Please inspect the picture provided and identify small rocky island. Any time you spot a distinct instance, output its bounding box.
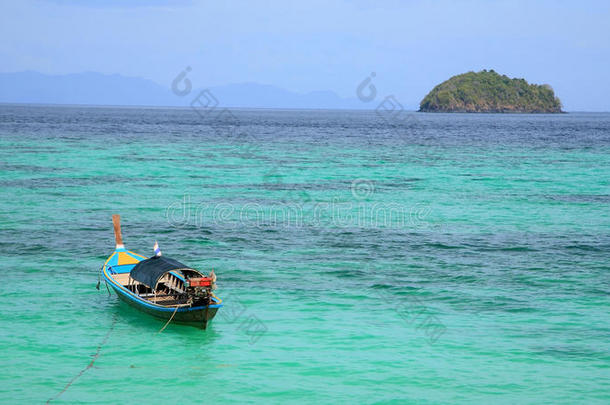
[419,70,562,113]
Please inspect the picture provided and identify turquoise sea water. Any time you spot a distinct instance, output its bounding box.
[0,105,609,404]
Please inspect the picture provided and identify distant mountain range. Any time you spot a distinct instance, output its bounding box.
[0,71,366,109]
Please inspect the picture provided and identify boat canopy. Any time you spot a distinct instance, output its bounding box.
[130,256,195,288]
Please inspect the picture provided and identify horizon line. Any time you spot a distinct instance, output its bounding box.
[2,102,607,113]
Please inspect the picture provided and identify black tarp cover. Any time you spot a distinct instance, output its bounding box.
[130,256,192,288]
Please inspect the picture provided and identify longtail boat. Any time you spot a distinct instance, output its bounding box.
[101,214,222,329]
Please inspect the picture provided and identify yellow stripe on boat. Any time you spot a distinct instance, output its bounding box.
[127,250,147,259]
[118,251,141,265]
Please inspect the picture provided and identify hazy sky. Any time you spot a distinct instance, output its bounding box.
[1,0,609,110]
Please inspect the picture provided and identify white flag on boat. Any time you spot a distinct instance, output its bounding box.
[153,241,162,257]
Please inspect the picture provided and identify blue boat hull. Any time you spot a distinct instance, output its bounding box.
[108,281,220,329]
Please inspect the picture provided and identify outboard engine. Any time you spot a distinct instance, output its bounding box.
[184,276,213,305]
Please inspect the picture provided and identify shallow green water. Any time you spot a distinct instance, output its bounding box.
[0,105,609,403]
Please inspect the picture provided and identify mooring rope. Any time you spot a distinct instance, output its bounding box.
[47,313,118,403]
[95,266,101,290]
[157,305,180,334]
